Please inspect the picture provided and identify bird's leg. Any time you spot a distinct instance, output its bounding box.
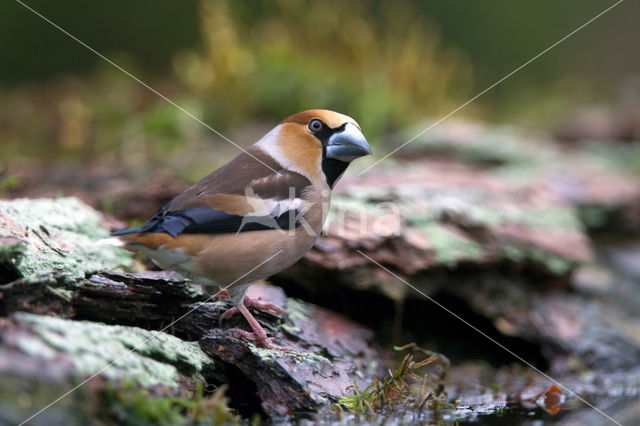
[219,295,284,323]
[218,295,288,350]
[232,303,278,348]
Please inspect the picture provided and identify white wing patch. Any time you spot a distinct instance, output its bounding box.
[241,186,304,217]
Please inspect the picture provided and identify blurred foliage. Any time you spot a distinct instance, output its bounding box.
[175,0,472,138]
[1,0,638,177]
[0,68,226,180]
[0,0,201,83]
[1,0,472,176]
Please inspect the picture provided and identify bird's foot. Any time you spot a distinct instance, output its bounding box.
[219,306,240,324]
[219,296,284,324]
[224,303,290,351]
[231,329,290,351]
[245,296,285,315]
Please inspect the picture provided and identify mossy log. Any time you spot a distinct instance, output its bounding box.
[0,198,384,421]
[1,271,382,419]
[0,197,133,281]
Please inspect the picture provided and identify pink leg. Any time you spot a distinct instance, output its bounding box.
[233,304,291,350]
[234,304,274,346]
[219,296,284,323]
[218,297,288,350]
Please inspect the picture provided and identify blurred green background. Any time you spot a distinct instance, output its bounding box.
[1,0,638,181]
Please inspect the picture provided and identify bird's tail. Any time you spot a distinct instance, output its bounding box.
[111,226,145,236]
[96,226,146,247]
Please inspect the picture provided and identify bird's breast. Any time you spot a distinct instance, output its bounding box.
[190,224,318,285]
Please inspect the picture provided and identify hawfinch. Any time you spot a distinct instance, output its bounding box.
[113,110,371,348]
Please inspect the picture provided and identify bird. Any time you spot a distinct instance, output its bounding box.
[112,109,371,349]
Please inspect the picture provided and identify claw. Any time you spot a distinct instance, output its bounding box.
[219,295,283,325]
[223,302,289,350]
[230,329,290,351]
[244,296,284,315]
[219,306,239,325]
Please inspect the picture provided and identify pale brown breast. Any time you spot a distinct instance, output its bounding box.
[180,181,330,286]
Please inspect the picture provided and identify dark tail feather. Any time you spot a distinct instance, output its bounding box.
[111,226,144,236]
[112,207,168,237]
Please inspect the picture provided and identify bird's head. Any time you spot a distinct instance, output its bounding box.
[257,109,371,188]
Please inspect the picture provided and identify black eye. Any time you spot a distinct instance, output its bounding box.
[308,119,323,132]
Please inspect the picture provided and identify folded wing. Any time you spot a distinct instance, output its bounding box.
[112,149,312,238]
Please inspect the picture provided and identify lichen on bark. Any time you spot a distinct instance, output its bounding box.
[0,197,133,279]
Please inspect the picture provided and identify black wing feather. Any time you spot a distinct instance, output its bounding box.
[111,149,311,238]
[111,205,301,237]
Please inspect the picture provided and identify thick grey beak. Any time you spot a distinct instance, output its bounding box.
[325,123,371,162]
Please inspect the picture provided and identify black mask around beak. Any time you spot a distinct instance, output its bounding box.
[325,123,371,162]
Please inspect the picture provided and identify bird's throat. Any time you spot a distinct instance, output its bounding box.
[321,156,349,188]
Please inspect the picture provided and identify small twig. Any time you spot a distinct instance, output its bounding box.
[417,392,433,411]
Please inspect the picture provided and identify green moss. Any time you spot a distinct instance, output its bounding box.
[250,298,343,371]
[400,194,505,229]
[0,374,239,425]
[15,313,215,388]
[490,382,502,395]
[500,244,574,275]
[501,244,525,262]
[0,197,133,278]
[579,204,616,229]
[582,141,640,175]
[509,207,582,230]
[526,247,574,275]
[247,340,328,368]
[280,298,310,335]
[337,344,451,415]
[105,383,240,425]
[421,225,483,266]
[544,256,574,275]
[408,124,556,167]
[327,195,398,227]
[0,373,101,425]
[0,236,25,271]
[0,174,21,194]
